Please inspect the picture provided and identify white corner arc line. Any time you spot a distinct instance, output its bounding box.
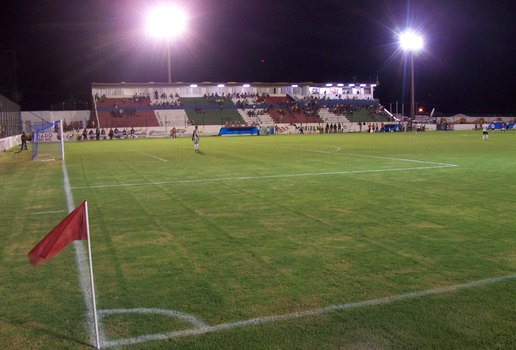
[100,274,516,348]
[98,308,207,328]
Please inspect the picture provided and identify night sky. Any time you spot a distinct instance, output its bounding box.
[1,0,514,114]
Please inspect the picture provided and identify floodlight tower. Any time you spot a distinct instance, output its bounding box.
[399,30,423,120]
[145,6,188,83]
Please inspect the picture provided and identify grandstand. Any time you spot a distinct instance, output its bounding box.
[91,82,389,130]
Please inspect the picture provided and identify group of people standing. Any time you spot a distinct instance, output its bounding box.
[79,127,136,140]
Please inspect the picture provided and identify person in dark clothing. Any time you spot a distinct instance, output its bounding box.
[20,132,28,150]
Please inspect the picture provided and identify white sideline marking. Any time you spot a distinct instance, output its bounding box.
[100,274,516,348]
[61,161,100,346]
[31,209,66,215]
[71,165,457,190]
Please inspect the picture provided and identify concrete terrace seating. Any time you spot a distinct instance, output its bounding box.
[314,98,389,123]
[95,97,160,128]
[155,109,188,127]
[264,96,323,124]
[181,97,245,125]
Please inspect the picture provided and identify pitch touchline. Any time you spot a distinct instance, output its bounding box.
[71,164,457,190]
[99,273,516,348]
[61,161,100,346]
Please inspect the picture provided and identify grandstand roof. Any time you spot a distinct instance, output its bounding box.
[92,82,378,88]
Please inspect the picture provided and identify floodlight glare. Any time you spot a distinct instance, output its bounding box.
[399,30,423,51]
[145,6,187,39]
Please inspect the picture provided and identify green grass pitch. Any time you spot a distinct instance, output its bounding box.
[0,131,515,349]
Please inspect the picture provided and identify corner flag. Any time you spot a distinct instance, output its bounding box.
[28,200,87,265]
[27,200,101,349]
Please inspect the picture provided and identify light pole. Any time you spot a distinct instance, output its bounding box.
[399,30,423,121]
[145,6,187,83]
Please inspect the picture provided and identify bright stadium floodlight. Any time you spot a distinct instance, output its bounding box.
[399,30,424,52]
[145,6,187,40]
[145,5,188,83]
[399,29,424,121]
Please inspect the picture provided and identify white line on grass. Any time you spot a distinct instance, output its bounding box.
[314,148,458,167]
[71,165,457,190]
[61,161,101,346]
[134,150,167,162]
[98,308,207,328]
[70,153,457,190]
[31,209,66,215]
[100,273,516,348]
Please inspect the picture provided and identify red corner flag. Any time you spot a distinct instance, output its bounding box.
[28,201,87,265]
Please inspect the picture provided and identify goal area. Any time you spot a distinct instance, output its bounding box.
[31,120,65,161]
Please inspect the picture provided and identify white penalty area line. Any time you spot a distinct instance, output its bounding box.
[100,273,516,348]
[71,165,457,190]
[70,152,457,190]
[314,148,458,167]
[132,149,167,162]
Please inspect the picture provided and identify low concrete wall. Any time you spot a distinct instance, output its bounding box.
[0,135,20,152]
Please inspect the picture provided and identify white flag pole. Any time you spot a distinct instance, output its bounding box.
[84,200,101,349]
